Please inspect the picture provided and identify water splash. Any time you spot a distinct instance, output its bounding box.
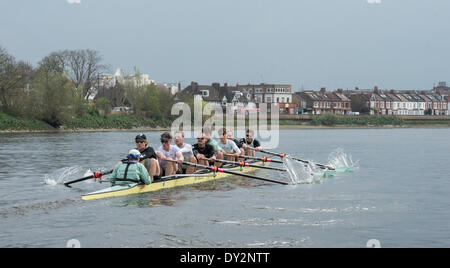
[327,148,358,172]
[283,157,319,184]
[43,166,87,186]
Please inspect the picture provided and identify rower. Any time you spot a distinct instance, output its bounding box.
[156,132,184,176]
[216,128,241,166]
[174,131,197,174]
[135,133,160,181]
[240,129,262,156]
[227,129,245,158]
[202,127,220,154]
[109,149,152,186]
[192,133,216,166]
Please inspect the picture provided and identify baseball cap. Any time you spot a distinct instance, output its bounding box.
[127,149,142,159]
[135,133,147,142]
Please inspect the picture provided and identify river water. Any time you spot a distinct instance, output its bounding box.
[0,129,449,248]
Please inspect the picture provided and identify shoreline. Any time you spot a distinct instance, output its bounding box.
[1,124,449,134]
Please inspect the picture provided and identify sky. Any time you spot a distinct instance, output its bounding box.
[0,0,449,91]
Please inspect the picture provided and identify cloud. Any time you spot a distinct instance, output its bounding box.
[367,0,381,4]
[67,0,81,4]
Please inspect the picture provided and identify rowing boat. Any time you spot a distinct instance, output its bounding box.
[81,161,268,201]
[314,166,355,177]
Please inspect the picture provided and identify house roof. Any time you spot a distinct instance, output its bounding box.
[179,82,249,103]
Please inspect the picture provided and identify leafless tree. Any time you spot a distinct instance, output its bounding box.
[40,49,108,99]
[0,47,34,114]
[66,49,107,98]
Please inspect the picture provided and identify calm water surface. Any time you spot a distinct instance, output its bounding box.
[0,129,449,248]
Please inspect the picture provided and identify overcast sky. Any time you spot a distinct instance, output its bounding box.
[1,0,449,91]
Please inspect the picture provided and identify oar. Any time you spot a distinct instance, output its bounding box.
[224,153,284,164]
[64,170,113,188]
[259,149,335,170]
[167,160,289,185]
[215,159,287,172]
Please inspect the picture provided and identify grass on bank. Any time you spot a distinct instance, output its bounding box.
[310,113,405,126]
[64,114,172,130]
[0,112,54,131]
[0,112,172,131]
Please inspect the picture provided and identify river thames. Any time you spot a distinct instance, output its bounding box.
[0,128,449,247]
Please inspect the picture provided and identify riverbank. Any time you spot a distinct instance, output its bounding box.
[2,123,449,133]
[0,113,171,133]
[1,112,449,133]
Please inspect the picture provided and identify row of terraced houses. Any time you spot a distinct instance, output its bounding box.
[177,82,450,116]
[295,87,449,116]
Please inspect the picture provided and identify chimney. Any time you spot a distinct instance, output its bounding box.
[320,87,326,93]
[191,81,198,91]
[212,82,220,90]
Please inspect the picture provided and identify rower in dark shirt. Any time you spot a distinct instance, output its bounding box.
[240,129,262,156]
[192,133,216,166]
[135,133,160,181]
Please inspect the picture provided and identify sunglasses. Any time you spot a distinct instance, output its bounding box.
[161,139,170,143]
[135,140,146,144]
[197,138,205,140]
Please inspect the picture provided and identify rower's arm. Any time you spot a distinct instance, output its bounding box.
[138,164,151,185]
[177,152,184,162]
[109,168,118,184]
[156,151,165,160]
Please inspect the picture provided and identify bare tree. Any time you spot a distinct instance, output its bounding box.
[0,47,34,114]
[41,49,108,98]
[65,49,107,98]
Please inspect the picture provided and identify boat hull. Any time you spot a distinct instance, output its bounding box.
[82,162,267,201]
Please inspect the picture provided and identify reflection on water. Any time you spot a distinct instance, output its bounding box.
[115,177,262,208]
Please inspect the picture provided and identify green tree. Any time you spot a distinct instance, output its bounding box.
[96,97,111,116]
[30,66,74,128]
[350,94,369,114]
[123,68,168,119]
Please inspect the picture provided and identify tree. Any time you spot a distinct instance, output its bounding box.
[42,49,108,98]
[351,94,369,114]
[0,47,34,115]
[30,59,75,128]
[123,68,166,119]
[96,97,111,116]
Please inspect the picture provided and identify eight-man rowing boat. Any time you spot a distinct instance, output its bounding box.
[81,161,268,201]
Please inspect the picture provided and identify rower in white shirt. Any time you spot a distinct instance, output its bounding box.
[174,131,197,174]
